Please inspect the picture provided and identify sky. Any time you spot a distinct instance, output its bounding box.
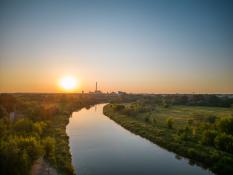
[0,0,233,93]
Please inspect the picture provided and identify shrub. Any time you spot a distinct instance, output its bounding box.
[42,137,56,165]
[166,117,173,129]
[33,121,47,136]
[214,133,233,153]
[217,116,233,135]
[14,119,34,135]
[188,119,193,126]
[113,104,125,112]
[213,156,233,175]
[201,130,217,146]
[206,115,216,124]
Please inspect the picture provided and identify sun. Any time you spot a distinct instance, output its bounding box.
[59,76,78,91]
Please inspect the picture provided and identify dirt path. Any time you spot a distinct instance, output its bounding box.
[31,158,58,175]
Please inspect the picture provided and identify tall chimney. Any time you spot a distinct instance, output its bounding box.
[95,81,97,92]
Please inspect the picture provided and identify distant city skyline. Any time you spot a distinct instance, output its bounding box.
[0,0,233,93]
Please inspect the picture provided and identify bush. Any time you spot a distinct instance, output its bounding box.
[201,130,217,146]
[113,104,125,111]
[166,117,173,129]
[214,133,233,153]
[217,116,233,135]
[14,119,34,135]
[188,119,193,126]
[206,115,216,124]
[213,156,233,175]
[42,137,56,165]
[176,126,192,141]
[33,121,47,136]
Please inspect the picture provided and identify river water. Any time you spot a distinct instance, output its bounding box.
[66,104,213,175]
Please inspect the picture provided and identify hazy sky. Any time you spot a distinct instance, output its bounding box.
[0,0,233,93]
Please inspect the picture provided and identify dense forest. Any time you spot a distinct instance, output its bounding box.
[0,93,113,175]
[104,94,233,175]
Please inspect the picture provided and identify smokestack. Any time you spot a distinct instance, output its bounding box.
[95,81,97,92]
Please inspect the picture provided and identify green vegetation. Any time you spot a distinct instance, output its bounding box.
[0,93,111,175]
[1,93,232,174]
[103,95,233,175]
[166,117,173,129]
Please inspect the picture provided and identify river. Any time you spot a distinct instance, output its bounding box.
[66,104,213,175]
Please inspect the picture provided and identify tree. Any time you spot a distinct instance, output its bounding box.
[217,116,233,135]
[0,136,41,175]
[14,119,34,135]
[201,130,217,146]
[214,133,233,153]
[16,136,42,161]
[33,121,47,136]
[0,105,8,119]
[42,137,56,165]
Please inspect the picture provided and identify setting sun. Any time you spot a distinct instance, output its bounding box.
[59,76,78,91]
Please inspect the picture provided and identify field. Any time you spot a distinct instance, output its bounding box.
[134,105,233,129]
[104,102,233,175]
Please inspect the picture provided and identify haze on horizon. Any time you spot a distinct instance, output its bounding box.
[0,0,233,94]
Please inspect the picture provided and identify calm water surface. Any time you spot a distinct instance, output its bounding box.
[66,104,213,175]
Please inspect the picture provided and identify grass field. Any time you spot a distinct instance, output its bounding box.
[136,105,233,128]
[103,103,233,175]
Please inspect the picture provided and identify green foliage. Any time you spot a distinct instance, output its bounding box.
[0,93,107,175]
[113,104,125,111]
[0,105,8,119]
[188,119,193,126]
[214,133,233,153]
[104,102,233,175]
[0,93,232,175]
[0,136,42,175]
[217,116,233,135]
[213,156,233,175]
[14,119,34,135]
[42,137,56,165]
[201,130,217,146]
[206,115,216,124]
[33,121,47,136]
[166,117,173,129]
[0,119,9,138]
[176,126,193,142]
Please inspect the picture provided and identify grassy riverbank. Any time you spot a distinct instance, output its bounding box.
[103,103,233,175]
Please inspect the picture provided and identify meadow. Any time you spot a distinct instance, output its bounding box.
[104,95,233,175]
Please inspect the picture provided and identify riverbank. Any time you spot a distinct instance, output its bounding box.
[103,103,233,175]
[47,113,75,175]
[0,93,113,175]
[67,103,212,175]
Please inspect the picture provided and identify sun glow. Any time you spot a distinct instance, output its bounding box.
[59,76,79,91]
